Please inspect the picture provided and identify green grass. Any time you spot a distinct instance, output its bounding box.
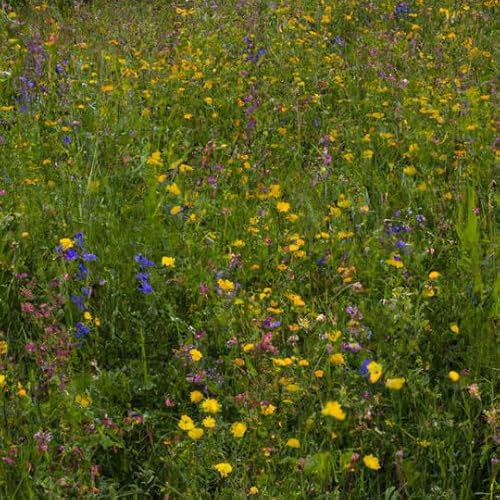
[0,0,497,498]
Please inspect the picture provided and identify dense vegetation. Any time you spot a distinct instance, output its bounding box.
[0,1,497,498]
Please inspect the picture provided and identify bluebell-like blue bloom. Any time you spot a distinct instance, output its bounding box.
[74,232,84,247]
[360,358,372,376]
[134,254,156,268]
[64,248,79,260]
[394,2,410,17]
[138,281,154,294]
[63,136,71,145]
[71,294,86,311]
[75,321,90,339]
[82,252,97,261]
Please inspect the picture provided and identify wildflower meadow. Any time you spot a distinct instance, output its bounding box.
[0,1,497,498]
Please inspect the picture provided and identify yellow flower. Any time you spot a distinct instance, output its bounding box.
[448,371,460,382]
[385,377,406,390]
[201,398,221,413]
[59,238,74,251]
[190,390,204,403]
[189,349,203,362]
[0,374,5,387]
[0,341,8,355]
[249,486,259,495]
[202,416,216,429]
[367,361,383,383]
[428,271,441,281]
[287,294,305,307]
[449,323,460,334]
[100,84,114,92]
[170,205,182,215]
[403,165,417,176]
[187,427,204,440]
[166,183,181,196]
[386,255,404,268]
[147,151,163,167]
[178,415,195,431]
[276,201,290,213]
[260,403,277,416]
[363,454,381,470]
[362,149,374,160]
[75,394,92,408]
[161,256,176,268]
[314,370,324,378]
[217,279,235,293]
[230,422,247,438]
[321,401,346,420]
[213,462,232,477]
[329,353,345,365]
[286,438,300,448]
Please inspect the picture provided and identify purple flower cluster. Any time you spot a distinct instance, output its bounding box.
[134,254,155,294]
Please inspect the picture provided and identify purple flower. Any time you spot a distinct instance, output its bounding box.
[360,358,371,376]
[64,248,79,260]
[134,254,156,268]
[75,322,90,338]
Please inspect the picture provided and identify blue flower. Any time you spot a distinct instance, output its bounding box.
[71,295,86,311]
[75,322,90,339]
[138,281,154,294]
[134,254,156,268]
[74,232,84,247]
[82,252,97,261]
[360,358,372,376]
[64,248,79,260]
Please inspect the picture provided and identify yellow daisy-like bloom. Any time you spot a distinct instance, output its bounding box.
[403,165,417,176]
[217,278,235,293]
[230,422,247,438]
[249,486,259,495]
[385,377,406,390]
[0,341,8,355]
[190,390,204,403]
[386,255,404,268]
[0,374,6,387]
[59,238,74,251]
[189,349,203,363]
[187,427,204,440]
[314,370,324,378]
[260,403,277,416]
[367,361,383,383]
[329,353,345,365]
[363,454,381,470]
[286,438,300,448]
[276,201,290,213]
[166,183,181,196]
[287,293,305,307]
[202,416,216,429]
[161,256,176,267]
[201,398,221,414]
[428,271,441,281]
[449,323,460,334]
[178,415,195,431]
[448,371,460,382]
[75,394,92,408]
[213,462,232,477]
[321,401,346,421]
[147,151,163,167]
